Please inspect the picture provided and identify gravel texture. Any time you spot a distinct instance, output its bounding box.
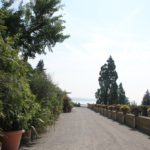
[21,107,150,150]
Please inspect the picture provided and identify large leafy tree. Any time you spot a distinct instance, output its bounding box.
[142,90,150,105]
[96,56,118,104]
[1,0,69,61]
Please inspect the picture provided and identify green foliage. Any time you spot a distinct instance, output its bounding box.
[139,105,149,116]
[142,90,150,105]
[120,105,130,114]
[130,105,141,116]
[118,83,128,104]
[1,0,69,61]
[0,0,69,134]
[96,56,129,105]
[28,60,64,129]
[108,105,114,111]
[36,60,45,72]
[96,56,118,104]
[0,35,40,131]
[63,96,73,113]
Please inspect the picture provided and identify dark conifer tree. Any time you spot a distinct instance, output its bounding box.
[36,60,45,72]
[118,83,128,104]
[142,90,150,105]
[107,56,118,104]
[95,56,118,104]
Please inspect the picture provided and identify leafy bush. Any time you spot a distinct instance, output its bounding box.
[28,62,64,128]
[108,105,114,111]
[63,96,73,113]
[114,104,121,111]
[0,36,40,131]
[139,105,149,116]
[120,105,130,114]
[130,105,141,116]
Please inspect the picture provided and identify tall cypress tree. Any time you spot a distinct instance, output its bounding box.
[95,56,118,104]
[107,56,118,104]
[98,63,109,104]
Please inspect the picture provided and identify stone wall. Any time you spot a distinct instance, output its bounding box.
[136,116,150,134]
[88,104,150,135]
[116,112,124,124]
[111,111,117,120]
[125,114,135,128]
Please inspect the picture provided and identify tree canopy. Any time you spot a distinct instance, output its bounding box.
[96,56,128,105]
[96,56,118,104]
[1,0,69,61]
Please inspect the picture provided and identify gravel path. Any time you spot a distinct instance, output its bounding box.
[22,107,150,150]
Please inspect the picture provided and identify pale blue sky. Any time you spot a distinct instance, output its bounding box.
[24,0,150,104]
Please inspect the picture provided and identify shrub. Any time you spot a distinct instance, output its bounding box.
[139,105,149,116]
[130,105,141,116]
[101,104,107,109]
[108,105,114,111]
[114,104,121,111]
[120,105,130,114]
[63,96,73,113]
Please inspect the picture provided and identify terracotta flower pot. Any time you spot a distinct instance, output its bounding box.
[0,130,24,150]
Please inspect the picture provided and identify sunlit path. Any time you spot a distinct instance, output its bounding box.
[22,107,150,150]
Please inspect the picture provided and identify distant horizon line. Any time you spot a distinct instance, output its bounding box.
[71,97,96,101]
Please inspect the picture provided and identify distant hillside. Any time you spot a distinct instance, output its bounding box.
[71,97,96,104]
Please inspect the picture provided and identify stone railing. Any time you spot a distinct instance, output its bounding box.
[87,104,150,135]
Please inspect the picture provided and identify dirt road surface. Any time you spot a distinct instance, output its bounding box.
[22,107,150,150]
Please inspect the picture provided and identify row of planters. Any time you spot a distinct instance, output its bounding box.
[0,36,73,150]
[88,104,150,134]
[88,104,150,116]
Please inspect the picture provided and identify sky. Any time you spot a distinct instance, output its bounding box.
[19,0,150,104]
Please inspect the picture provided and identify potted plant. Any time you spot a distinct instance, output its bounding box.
[120,105,130,115]
[130,106,141,116]
[114,104,121,111]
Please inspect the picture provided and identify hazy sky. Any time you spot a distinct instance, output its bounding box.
[28,0,150,104]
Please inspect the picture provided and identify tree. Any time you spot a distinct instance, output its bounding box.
[142,90,150,105]
[36,60,45,72]
[97,63,109,104]
[1,0,69,61]
[118,83,128,104]
[95,89,101,104]
[107,56,118,104]
[95,56,118,104]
